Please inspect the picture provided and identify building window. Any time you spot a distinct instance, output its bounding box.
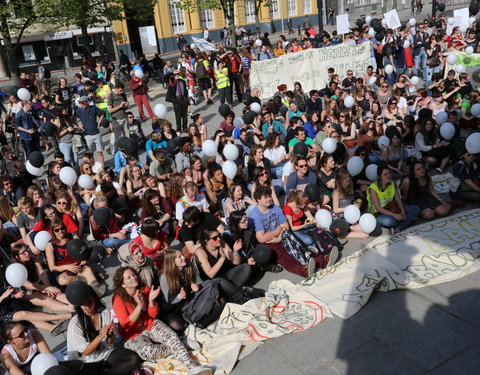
[287,0,297,16]
[169,1,186,33]
[201,9,214,28]
[302,0,311,14]
[245,0,255,23]
[270,0,279,19]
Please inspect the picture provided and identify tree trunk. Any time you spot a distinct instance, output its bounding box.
[5,40,19,84]
[228,5,237,48]
[255,2,260,28]
[81,25,91,54]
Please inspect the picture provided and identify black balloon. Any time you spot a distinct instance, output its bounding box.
[253,245,271,265]
[469,1,479,15]
[28,151,44,168]
[472,69,480,83]
[44,121,56,137]
[66,239,90,261]
[117,136,128,150]
[218,103,230,117]
[93,207,111,227]
[141,77,149,84]
[124,138,139,155]
[370,223,383,237]
[437,3,445,12]
[88,72,98,81]
[101,118,110,128]
[418,108,433,121]
[373,23,384,33]
[45,365,71,375]
[236,144,244,159]
[305,184,320,202]
[65,280,90,306]
[81,69,90,78]
[167,137,182,154]
[375,32,384,41]
[293,142,308,157]
[243,111,256,125]
[330,219,350,238]
[90,245,107,263]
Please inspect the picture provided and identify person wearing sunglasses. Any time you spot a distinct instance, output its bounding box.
[286,157,318,194]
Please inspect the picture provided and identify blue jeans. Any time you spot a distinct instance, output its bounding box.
[59,142,76,166]
[427,65,441,81]
[376,205,420,231]
[271,164,285,179]
[102,238,130,249]
[414,51,428,81]
[294,224,316,246]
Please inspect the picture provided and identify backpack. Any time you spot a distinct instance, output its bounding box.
[308,227,345,255]
[196,60,208,80]
[181,278,221,328]
[281,230,312,266]
[44,67,51,79]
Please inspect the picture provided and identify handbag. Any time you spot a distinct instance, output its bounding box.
[375,199,401,217]
[181,279,221,328]
[427,56,440,68]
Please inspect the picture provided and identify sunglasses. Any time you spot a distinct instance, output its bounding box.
[297,164,308,168]
[382,85,388,88]
[57,201,68,205]
[209,235,220,241]
[53,226,66,233]
[11,328,28,340]
[259,172,269,177]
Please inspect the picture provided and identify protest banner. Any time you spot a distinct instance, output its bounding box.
[446,7,469,35]
[192,37,217,51]
[444,51,480,88]
[250,42,371,99]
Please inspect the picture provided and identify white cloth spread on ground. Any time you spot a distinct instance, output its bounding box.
[155,209,480,374]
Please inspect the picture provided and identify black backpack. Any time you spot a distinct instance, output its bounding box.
[195,60,208,79]
[44,67,51,79]
[308,228,345,255]
[181,279,221,327]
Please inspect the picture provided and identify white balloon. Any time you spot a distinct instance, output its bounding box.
[347,156,364,177]
[134,69,144,79]
[365,16,372,23]
[403,40,410,49]
[378,135,390,148]
[78,174,94,189]
[154,103,167,119]
[250,102,261,113]
[436,111,449,125]
[26,160,43,177]
[315,209,332,229]
[6,263,28,288]
[460,25,468,33]
[365,164,378,181]
[322,137,337,154]
[59,166,77,186]
[384,65,394,75]
[34,231,52,251]
[447,17,455,25]
[222,160,237,180]
[410,76,419,85]
[471,103,480,116]
[369,76,377,86]
[409,18,417,26]
[92,161,102,174]
[447,53,458,65]
[75,97,82,108]
[233,118,244,128]
[359,213,377,234]
[344,205,361,224]
[466,133,480,154]
[466,46,474,55]
[381,18,387,26]
[31,353,58,375]
[17,88,31,101]
[255,39,262,47]
[439,122,455,141]
[190,43,196,49]
[455,64,465,74]
[344,95,355,108]
[368,28,375,38]
[202,140,217,157]
[469,17,476,26]
[223,144,239,161]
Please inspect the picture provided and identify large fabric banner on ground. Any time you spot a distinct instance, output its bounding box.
[445,52,480,87]
[250,42,371,99]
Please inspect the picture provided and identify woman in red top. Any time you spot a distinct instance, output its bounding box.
[282,190,317,249]
[134,219,168,270]
[112,266,212,375]
[32,204,78,236]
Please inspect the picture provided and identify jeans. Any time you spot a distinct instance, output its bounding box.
[368,151,381,163]
[111,118,126,153]
[102,237,130,249]
[59,142,76,166]
[427,65,441,81]
[271,165,285,179]
[414,50,428,81]
[376,205,420,231]
[294,226,315,246]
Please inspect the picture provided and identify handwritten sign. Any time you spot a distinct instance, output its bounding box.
[384,9,402,29]
[336,14,350,35]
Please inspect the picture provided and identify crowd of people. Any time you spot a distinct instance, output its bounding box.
[0,8,479,375]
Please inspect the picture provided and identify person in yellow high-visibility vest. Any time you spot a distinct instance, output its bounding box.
[215,61,232,107]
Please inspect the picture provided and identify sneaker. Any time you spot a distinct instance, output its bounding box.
[305,257,316,277]
[326,247,339,268]
[262,264,283,273]
[207,98,213,104]
[187,365,213,375]
[308,246,319,254]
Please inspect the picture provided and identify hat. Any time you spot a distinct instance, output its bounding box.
[277,84,287,91]
[79,96,89,103]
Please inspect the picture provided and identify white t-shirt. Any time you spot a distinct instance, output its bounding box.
[264,146,286,165]
[67,308,114,363]
[282,162,294,181]
[175,194,209,221]
[96,181,121,192]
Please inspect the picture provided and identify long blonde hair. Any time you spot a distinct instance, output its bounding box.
[55,191,78,216]
[162,249,194,295]
[0,196,13,222]
[335,169,354,199]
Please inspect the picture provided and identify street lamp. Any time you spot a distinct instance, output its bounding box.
[317,0,324,32]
